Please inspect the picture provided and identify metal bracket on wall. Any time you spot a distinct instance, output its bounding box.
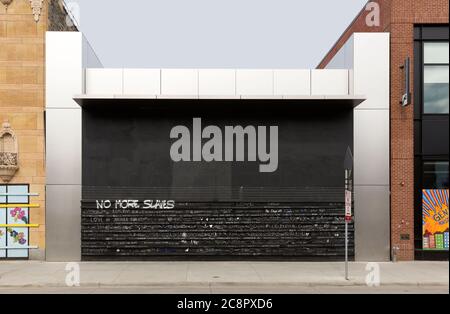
[0,246,38,249]
[400,57,412,107]
[0,224,40,228]
[0,193,39,197]
[0,204,40,208]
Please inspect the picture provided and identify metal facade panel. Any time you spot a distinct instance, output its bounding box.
[354,185,390,261]
[46,109,82,186]
[46,185,82,262]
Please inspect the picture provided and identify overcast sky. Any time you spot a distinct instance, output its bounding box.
[67,0,367,68]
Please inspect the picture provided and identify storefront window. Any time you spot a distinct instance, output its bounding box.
[423,161,449,189]
[423,42,449,114]
[422,162,449,251]
[0,185,30,259]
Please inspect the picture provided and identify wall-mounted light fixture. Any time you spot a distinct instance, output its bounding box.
[400,57,412,107]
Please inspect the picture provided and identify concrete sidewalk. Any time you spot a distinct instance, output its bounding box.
[0,261,448,288]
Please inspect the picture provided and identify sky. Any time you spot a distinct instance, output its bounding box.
[66,0,368,68]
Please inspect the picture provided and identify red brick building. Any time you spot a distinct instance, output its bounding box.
[319,0,449,261]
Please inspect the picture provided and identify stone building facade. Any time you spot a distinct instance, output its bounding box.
[1,0,76,259]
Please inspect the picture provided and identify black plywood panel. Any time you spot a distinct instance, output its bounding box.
[81,100,355,261]
[81,201,354,260]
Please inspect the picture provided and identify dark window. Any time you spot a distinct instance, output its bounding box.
[423,161,449,189]
[423,42,449,114]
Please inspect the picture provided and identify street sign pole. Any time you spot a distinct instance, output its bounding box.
[344,148,353,281]
[344,169,351,281]
[345,217,348,280]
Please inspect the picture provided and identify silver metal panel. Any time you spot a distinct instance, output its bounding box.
[353,33,390,110]
[354,109,390,186]
[311,69,349,95]
[123,69,161,95]
[198,69,236,96]
[161,69,199,96]
[235,70,274,96]
[46,185,81,262]
[46,109,82,185]
[85,69,124,95]
[354,185,391,261]
[274,70,311,96]
[45,32,83,109]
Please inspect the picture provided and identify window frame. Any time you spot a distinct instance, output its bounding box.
[422,160,450,190]
[0,184,30,260]
[422,41,449,115]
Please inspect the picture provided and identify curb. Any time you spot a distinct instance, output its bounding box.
[0,281,448,289]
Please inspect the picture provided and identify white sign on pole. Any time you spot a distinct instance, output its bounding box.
[345,190,352,222]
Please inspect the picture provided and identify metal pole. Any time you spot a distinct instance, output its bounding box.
[344,148,353,281]
[345,220,349,280]
[345,169,349,281]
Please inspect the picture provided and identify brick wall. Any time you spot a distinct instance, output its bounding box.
[317,0,391,69]
[319,0,449,261]
[0,0,48,259]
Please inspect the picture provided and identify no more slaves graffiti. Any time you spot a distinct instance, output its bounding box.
[96,200,175,210]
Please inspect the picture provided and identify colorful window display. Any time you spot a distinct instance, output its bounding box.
[422,189,449,251]
[0,185,30,259]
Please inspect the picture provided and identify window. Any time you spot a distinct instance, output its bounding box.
[424,42,449,64]
[423,161,450,189]
[423,42,449,114]
[0,185,30,259]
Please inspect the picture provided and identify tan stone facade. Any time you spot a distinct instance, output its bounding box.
[1,0,76,259]
[319,0,449,261]
[1,0,46,259]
